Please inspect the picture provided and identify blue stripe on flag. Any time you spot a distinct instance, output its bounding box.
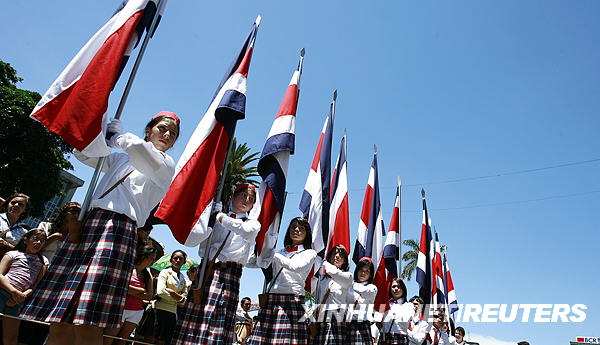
[258,154,287,212]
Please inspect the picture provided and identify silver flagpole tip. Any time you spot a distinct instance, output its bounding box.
[421,188,426,199]
[344,128,347,136]
[255,15,262,27]
[373,144,377,154]
[397,176,402,186]
[333,89,337,101]
[300,48,305,57]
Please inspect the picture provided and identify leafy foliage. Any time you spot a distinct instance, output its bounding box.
[401,238,447,281]
[0,60,73,216]
[219,137,260,210]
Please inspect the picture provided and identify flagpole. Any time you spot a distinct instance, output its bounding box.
[397,176,402,277]
[79,0,166,221]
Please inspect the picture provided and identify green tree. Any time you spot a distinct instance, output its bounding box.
[219,137,260,210]
[0,60,73,216]
[401,238,446,280]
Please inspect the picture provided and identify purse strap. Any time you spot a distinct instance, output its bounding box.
[98,170,134,199]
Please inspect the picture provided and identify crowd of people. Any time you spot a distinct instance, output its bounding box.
[0,111,481,345]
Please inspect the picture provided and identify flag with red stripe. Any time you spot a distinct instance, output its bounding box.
[155,17,260,246]
[416,190,433,305]
[443,252,459,314]
[433,232,446,309]
[383,182,400,278]
[353,152,387,309]
[30,0,165,157]
[254,52,303,266]
[327,134,350,253]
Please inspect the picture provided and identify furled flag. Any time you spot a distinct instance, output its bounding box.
[254,50,304,267]
[155,17,261,246]
[432,232,446,309]
[416,190,433,306]
[299,92,335,291]
[383,179,401,278]
[353,150,388,309]
[30,0,166,157]
[327,133,350,253]
[443,252,459,315]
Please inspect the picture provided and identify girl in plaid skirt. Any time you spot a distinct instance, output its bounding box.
[246,217,317,345]
[20,112,180,345]
[347,257,378,345]
[172,184,261,345]
[380,278,412,345]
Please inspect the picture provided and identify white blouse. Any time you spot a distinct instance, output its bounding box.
[316,261,353,311]
[268,245,317,295]
[75,132,175,227]
[346,281,378,321]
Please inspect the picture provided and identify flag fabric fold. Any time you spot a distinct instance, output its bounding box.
[416,193,433,306]
[383,184,400,278]
[254,57,302,267]
[30,0,165,157]
[155,18,260,246]
[327,134,350,253]
[353,153,387,309]
[443,252,459,314]
[432,232,446,309]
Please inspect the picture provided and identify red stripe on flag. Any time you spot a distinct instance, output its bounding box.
[234,47,254,77]
[360,185,374,226]
[156,124,230,244]
[255,187,278,255]
[31,11,144,151]
[275,84,299,118]
[373,259,389,311]
[310,133,325,171]
[328,193,350,252]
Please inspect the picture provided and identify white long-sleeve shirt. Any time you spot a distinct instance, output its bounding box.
[425,327,450,345]
[317,261,353,311]
[267,245,317,295]
[346,281,377,321]
[408,317,431,345]
[382,301,414,335]
[198,211,260,265]
[75,132,175,227]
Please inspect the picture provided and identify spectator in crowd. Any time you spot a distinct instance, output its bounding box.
[103,245,157,345]
[171,184,260,345]
[20,111,180,345]
[38,202,82,261]
[347,257,378,344]
[0,228,49,345]
[407,296,429,345]
[235,297,253,344]
[315,244,353,345]
[153,250,189,345]
[0,193,31,253]
[247,217,316,345]
[425,309,450,345]
[381,278,411,345]
[454,327,466,345]
[185,263,199,292]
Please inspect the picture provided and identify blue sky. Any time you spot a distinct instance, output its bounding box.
[3,1,600,344]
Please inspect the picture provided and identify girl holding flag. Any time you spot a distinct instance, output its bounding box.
[172,184,260,345]
[347,257,378,344]
[247,217,317,345]
[20,112,180,345]
[380,278,413,345]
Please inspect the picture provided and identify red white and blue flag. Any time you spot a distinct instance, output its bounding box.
[327,134,350,253]
[416,190,433,305]
[254,52,304,267]
[353,152,387,309]
[443,252,459,314]
[156,17,261,246]
[30,0,166,157]
[383,180,401,278]
[299,94,335,290]
[432,231,446,309]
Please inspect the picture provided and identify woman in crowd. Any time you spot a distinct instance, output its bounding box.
[152,249,189,345]
[0,193,31,252]
[20,111,180,345]
[38,202,82,261]
[247,217,317,345]
[103,245,157,345]
[380,278,412,345]
[172,184,260,345]
[0,228,49,345]
[315,244,353,345]
[347,257,378,344]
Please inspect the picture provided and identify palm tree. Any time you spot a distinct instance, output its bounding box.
[401,238,447,280]
[220,138,260,210]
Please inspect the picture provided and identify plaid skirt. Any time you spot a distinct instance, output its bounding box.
[314,321,347,345]
[380,333,408,345]
[247,294,308,345]
[171,261,243,345]
[20,209,136,328]
[348,321,372,345]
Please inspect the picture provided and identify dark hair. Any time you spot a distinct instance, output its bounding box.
[48,202,81,235]
[409,295,424,305]
[135,245,157,266]
[186,264,199,279]
[0,193,31,222]
[354,258,374,284]
[232,185,257,202]
[241,297,251,304]
[455,326,465,336]
[14,228,47,252]
[326,245,349,272]
[144,115,180,141]
[517,342,530,345]
[283,217,312,249]
[171,249,187,261]
[388,277,407,300]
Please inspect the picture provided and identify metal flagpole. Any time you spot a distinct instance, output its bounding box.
[79,0,167,221]
[397,176,402,277]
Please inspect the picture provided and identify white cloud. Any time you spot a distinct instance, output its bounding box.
[468,333,518,345]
